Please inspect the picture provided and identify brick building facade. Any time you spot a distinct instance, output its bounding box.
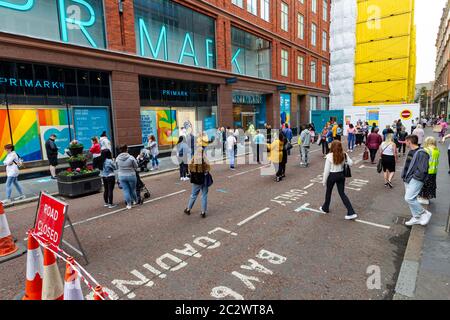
[0,0,329,164]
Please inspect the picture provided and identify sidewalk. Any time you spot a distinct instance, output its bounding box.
[0,138,298,206]
[394,129,450,299]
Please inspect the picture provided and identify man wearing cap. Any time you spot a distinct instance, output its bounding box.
[45,134,58,179]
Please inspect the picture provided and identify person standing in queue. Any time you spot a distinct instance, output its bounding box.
[320,140,357,220]
[148,135,159,170]
[226,127,237,170]
[184,147,211,218]
[418,137,440,205]
[397,126,408,157]
[347,123,356,152]
[267,132,285,182]
[282,124,293,155]
[99,131,112,152]
[380,134,398,189]
[253,130,265,164]
[45,133,58,179]
[366,127,383,164]
[115,144,138,210]
[100,149,117,209]
[299,124,312,167]
[177,136,190,181]
[89,137,103,170]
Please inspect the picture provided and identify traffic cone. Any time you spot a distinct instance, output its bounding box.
[0,202,19,257]
[94,285,106,300]
[22,230,44,300]
[42,243,64,300]
[63,256,84,300]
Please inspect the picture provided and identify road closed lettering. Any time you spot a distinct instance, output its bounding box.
[34,193,67,246]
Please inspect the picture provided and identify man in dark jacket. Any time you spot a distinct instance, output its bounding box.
[45,134,58,179]
[401,135,432,226]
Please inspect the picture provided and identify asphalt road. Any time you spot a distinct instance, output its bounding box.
[0,144,411,300]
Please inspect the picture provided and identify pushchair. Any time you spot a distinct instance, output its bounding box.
[136,171,151,205]
[137,148,151,172]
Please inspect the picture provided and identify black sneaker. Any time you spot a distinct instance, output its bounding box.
[387,182,393,189]
[201,212,206,218]
[184,208,191,215]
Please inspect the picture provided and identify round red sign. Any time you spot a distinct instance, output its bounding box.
[401,109,412,120]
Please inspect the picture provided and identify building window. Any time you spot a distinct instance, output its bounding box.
[311,23,317,46]
[323,0,328,21]
[281,2,289,32]
[232,0,243,8]
[299,0,304,4]
[312,0,317,14]
[310,96,318,110]
[297,56,304,80]
[322,31,327,51]
[322,65,327,86]
[247,0,257,15]
[321,97,328,109]
[311,60,316,83]
[298,14,304,40]
[281,49,289,77]
[260,0,270,21]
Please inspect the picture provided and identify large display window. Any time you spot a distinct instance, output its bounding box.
[0,60,112,164]
[232,91,266,130]
[139,77,218,150]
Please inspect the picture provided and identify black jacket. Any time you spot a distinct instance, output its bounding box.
[45,139,58,157]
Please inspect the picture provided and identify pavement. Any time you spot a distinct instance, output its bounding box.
[0,132,447,300]
[394,129,450,299]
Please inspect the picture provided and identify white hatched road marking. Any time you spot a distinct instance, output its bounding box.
[227,165,270,178]
[355,219,391,230]
[303,183,314,190]
[237,208,271,226]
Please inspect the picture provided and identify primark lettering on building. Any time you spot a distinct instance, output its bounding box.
[0,77,64,89]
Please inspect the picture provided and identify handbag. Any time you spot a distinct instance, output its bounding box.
[377,158,383,173]
[205,172,213,187]
[285,141,293,151]
[433,124,442,133]
[363,149,369,161]
[190,171,205,185]
[343,154,352,178]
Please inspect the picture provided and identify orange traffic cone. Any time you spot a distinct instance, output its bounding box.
[0,202,19,257]
[42,243,64,300]
[63,256,84,300]
[94,285,106,300]
[22,230,44,300]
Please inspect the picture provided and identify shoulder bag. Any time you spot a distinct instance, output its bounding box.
[343,154,352,178]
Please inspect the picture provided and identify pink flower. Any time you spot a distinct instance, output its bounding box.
[76,168,81,172]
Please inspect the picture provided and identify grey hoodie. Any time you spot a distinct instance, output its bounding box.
[115,153,138,177]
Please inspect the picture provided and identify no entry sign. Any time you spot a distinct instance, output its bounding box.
[34,193,68,247]
[400,109,412,120]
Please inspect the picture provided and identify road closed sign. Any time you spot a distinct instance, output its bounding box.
[400,109,413,120]
[34,193,68,247]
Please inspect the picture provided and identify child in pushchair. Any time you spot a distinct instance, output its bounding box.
[136,148,151,172]
[135,171,151,204]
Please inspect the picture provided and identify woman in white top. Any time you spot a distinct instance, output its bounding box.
[379,134,398,188]
[412,124,425,146]
[2,144,25,204]
[320,140,357,220]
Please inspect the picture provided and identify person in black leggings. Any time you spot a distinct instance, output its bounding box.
[100,149,117,208]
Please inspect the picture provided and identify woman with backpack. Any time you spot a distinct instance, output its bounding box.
[177,136,190,181]
[2,144,25,204]
[320,140,357,220]
[184,147,212,218]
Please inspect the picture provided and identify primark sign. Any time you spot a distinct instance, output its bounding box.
[0,0,106,48]
[0,77,65,89]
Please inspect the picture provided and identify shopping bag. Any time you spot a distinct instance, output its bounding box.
[363,149,369,161]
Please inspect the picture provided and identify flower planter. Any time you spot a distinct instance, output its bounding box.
[69,160,87,170]
[57,173,102,197]
[69,146,84,156]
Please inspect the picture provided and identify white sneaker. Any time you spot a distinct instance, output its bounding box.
[2,199,12,204]
[405,216,422,226]
[184,177,189,181]
[150,168,154,171]
[417,197,429,205]
[126,204,132,210]
[420,211,432,226]
[345,214,358,220]
[14,195,26,201]
[108,204,118,209]
[104,203,109,207]
[180,177,184,181]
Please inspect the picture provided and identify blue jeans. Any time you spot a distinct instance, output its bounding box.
[404,178,425,218]
[228,149,235,168]
[6,176,23,199]
[119,175,137,205]
[151,156,159,168]
[187,182,209,213]
[348,133,355,150]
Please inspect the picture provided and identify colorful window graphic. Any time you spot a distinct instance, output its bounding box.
[157,109,178,146]
[280,93,291,126]
[0,109,12,163]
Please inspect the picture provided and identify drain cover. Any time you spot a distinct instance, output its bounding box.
[394,216,409,225]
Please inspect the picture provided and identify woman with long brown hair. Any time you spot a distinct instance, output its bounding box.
[320,140,357,220]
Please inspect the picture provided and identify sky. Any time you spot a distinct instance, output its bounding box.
[415,0,447,84]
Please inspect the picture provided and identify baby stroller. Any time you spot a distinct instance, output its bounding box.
[136,171,151,205]
[137,148,151,172]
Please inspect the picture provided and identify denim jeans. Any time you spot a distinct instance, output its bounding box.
[187,182,209,213]
[301,146,310,164]
[404,178,425,218]
[151,156,159,168]
[348,133,355,150]
[119,175,137,205]
[6,176,23,199]
[228,149,235,168]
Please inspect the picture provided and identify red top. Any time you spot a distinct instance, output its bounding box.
[366,133,382,150]
[89,143,101,155]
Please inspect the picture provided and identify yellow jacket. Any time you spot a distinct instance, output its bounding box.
[267,139,283,163]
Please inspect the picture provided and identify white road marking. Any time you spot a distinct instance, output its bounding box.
[62,239,83,256]
[237,208,271,226]
[345,186,361,191]
[309,149,320,153]
[359,165,376,169]
[303,183,314,190]
[355,219,391,230]
[294,203,325,214]
[68,190,187,227]
[227,165,270,178]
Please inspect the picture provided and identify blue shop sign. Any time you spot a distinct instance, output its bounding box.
[161,90,188,97]
[0,77,64,89]
[232,93,263,105]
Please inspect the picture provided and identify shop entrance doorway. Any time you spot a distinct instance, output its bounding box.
[241,112,256,130]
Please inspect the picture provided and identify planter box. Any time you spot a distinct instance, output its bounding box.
[57,175,102,197]
[69,160,87,170]
[57,170,100,182]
